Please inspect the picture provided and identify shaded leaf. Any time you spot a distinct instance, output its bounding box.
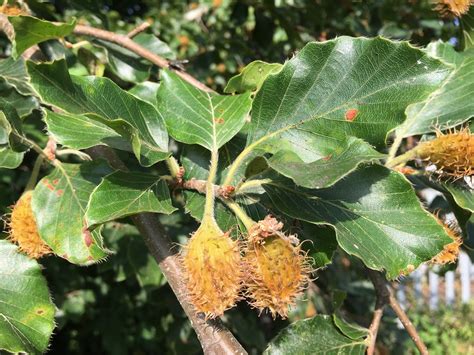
[264,315,367,355]
[8,16,75,59]
[129,81,160,106]
[86,171,176,226]
[157,69,252,151]
[0,57,35,96]
[32,161,113,264]
[0,80,38,117]
[0,240,55,354]
[268,136,385,189]
[444,183,474,213]
[461,6,474,50]
[95,33,175,83]
[0,147,24,168]
[224,60,282,94]
[399,42,474,137]
[127,236,166,288]
[298,222,338,269]
[248,165,452,279]
[44,110,126,150]
[332,314,368,340]
[27,59,169,166]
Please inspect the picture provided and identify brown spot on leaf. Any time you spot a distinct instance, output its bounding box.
[345,109,358,121]
[56,189,64,197]
[36,309,44,315]
[214,117,225,124]
[322,154,332,161]
[42,179,55,191]
[83,228,93,247]
[52,179,59,185]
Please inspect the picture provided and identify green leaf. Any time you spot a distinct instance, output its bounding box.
[444,183,474,213]
[86,171,176,226]
[264,315,367,355]
[461,6,474,50]
[0,57,35,96]
[332,314,368,340]
[27,59,169,166]
[32,161,113,264]
[268,136,385,189]
[399,42,474,137]
[157,69,252,151]
[0,147,24,168]
[229,37,450,189]
[224,60,282,94]
[95,33,175,83]
[247,37,450,151]
[129,81,160,106]
[127,236,165,288]
[0,80,38,118]
[44,110,126,150]
[8,16,75,59]
[250,165,452,279]
[0,240,55,354]
[299,222,337,269]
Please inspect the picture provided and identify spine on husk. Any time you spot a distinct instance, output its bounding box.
[244,215,311,319]
[180,149,242,319]
[415,128,473,178]
[5,191,51,259]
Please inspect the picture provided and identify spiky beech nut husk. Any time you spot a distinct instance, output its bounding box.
[434,0,473,17]
[181,220,242,319]
[0,4,25,16]
[5,191,51,259]
[416,128,474,178]
[244,216,311,319]
[430,221,462,265]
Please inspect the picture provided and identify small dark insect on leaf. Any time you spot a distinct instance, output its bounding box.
[168,59,189,71]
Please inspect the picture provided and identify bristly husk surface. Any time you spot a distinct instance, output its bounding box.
[244,216,311,319]
[6,191,51,259]
[181,219,242,319]
[434,0,473,17]
[430,220,462,265]
[416,128,473,178]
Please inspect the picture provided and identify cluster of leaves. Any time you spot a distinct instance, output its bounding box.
[7,0,460,91]
[0,1,473,354]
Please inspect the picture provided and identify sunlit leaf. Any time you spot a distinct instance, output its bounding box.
[0,240,55,354]
[27,59,169,166]
[224,60,282,94]
[86,171,176,226]
[157,69,252,151]
[8,16,75,59]
[399,42,474,137]
[32,161,113,264]
[245,165,452,279]
[264,315,367,354]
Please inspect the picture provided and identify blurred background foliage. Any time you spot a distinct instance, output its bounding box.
[0,0,470,354]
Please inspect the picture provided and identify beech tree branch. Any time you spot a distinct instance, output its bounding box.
[127,21,151,38]
[87,146,247,355]
[72,24,215,93]
[367,269,428,355]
